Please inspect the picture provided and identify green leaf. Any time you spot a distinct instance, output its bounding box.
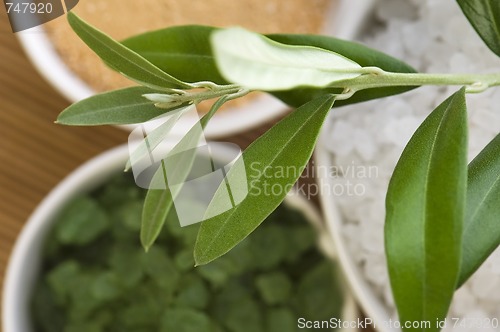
[122,25,416,107]
[122,25,227,85]
[194,95,336,265]
[385,88,468,331]
[57,87,182,126]
[457,0,500,57]
[459,132,500,286]
[67,12,191,90]
[211,27,362,91]
[141,171,174,251]
[140,97,227,251]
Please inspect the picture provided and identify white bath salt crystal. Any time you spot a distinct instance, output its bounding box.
[450,286,477,316]
[486,249,500,275]
[460,310,498,332]
[353,129,378,161]
[361,224,384,254]
[449,52,475,73]
[469,131,496,161]
[470,269,499,300]
[374,148,402,179]
[342,225,364,262]
[424,44,453,71]
[423,1,456,38]
[329,120,356,156]
[401,22,429,58]
[472,109,500,132]
[364,255,389,285]
[407,88,440,116]
[365,199,385,225]
[351,200,372,222]
[381,98,413,119]
[382,117,421,148]
[444,17,474,50]
[375,0,418,23]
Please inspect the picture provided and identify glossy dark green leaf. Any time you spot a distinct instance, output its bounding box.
[67,12,191,89]
[457,0,500,57]
[459,132,500,286]
[385,88,468,331]
[194,95,335,266]
[122,26,417,107]
[57,87,181,126]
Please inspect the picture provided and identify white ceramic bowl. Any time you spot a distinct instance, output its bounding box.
[15,1,353,138]
[3,144,359,332]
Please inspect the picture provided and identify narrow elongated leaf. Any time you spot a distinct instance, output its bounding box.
[67,12,191,90]
[122,25,416,107]
[141,97,228,251]
[141,165,173,252]
[194,95,336,266]
[211,27,362,91]
[56,87,181,125]
[457,0,500,57]
[459,132,500,286]
[385,88,468,331]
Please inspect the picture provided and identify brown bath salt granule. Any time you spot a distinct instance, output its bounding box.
[45,0,333,111]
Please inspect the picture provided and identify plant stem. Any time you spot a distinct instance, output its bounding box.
[331,71,500,93]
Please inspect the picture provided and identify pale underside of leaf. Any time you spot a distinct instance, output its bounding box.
[211,27,361,91]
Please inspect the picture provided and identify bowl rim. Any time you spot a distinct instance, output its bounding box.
[3,143,359,332]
